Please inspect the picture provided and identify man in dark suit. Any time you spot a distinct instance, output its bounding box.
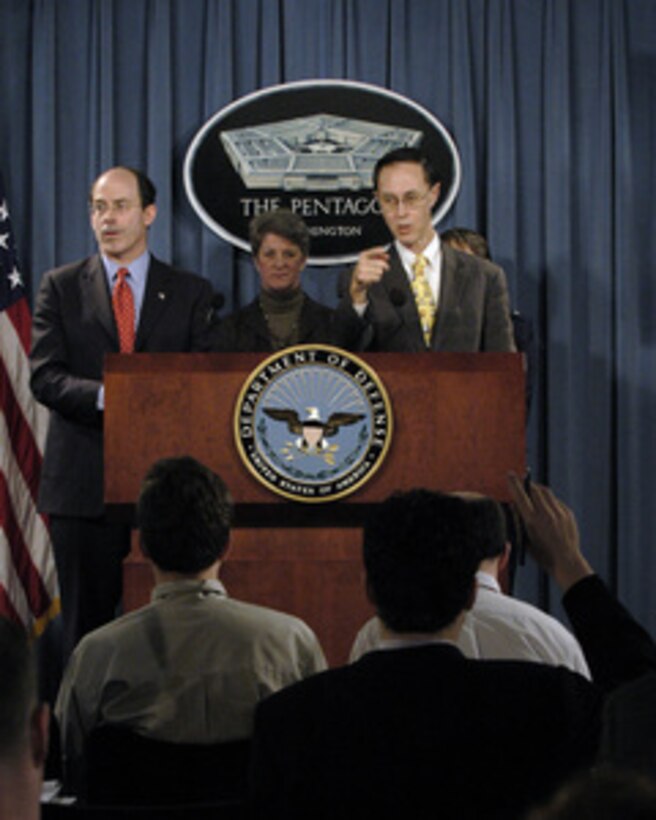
[338,147,515,352]
[250,478,656,819]
[30,166,213,662]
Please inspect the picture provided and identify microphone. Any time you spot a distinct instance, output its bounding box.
[207,292,225,325]
[389,288,407,308]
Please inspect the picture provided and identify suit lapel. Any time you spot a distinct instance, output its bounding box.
[245,300,274,349]
[135,257,171,349]
[85,256,117,345]
[386,249,425,346]
[431,245,465,349]
[299,295,324,342]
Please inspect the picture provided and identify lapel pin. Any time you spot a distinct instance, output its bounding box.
[158,291,166,300]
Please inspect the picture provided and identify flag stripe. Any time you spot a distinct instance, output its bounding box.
[0,409,56,595]
[0,528,31,625]
[6,289,32,351]
[0,173,59,635]
[0,470,51,619]
[0,305,49,446]
[0,577,22,626]
[0,352,44,503]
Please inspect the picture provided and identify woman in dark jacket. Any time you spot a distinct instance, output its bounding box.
[212,209,357,352]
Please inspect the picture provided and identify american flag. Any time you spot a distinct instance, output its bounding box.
[0,173,59,634]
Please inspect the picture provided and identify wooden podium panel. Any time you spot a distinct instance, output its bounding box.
[105,351,525,508]
[106,351,525,665]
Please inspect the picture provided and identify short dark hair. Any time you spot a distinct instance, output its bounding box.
[461,496,507,561]
[0,617,36,759]
[137,456,233,573]
[89,166,157,209]
[363,490,480,633]
[249,208,310,258]
[373,147,439,190]
[441,228,491,261]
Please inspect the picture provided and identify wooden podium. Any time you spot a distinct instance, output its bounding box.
[105,351,525,665]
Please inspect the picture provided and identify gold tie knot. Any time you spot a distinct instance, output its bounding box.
[413,254,428,279]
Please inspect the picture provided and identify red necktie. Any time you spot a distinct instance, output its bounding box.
[112,268,135,353]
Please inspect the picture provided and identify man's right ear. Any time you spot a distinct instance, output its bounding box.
[499,542,512,573]
[143,202,157,228]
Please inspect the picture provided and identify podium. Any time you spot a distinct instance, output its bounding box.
[105,351,525,665]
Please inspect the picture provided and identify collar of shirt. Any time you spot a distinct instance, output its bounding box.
[475,570,501,594]
[395,233,442,307]
[377,634,460,652]
[103,250,150,324]
[151,577,228,603]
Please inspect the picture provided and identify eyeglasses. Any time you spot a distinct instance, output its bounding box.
[89,200,139,216]
[378,190,432,212]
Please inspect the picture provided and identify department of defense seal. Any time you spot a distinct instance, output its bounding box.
[234,345,393,502]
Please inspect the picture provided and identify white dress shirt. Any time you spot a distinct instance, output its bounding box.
[350,570,591,679]
[395,233,442,310]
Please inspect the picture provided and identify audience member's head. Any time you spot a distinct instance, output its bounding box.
[441,227,491,260]
[0,617,49,820]
[526,767,656,819]
[454,493,507,562]
[137,456,233,574]
[363,490,481,633]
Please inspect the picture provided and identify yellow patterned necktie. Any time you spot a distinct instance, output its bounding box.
[410,254,435,346]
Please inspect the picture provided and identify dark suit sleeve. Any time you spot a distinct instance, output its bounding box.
[482,264,516,352]
[330,299,369,352]
[209,314,239,352]
[563,574,656,692]
[250,690,309,819]
[209,310,267,353]
[599,671,656,771]
[249,701,283,817]
[30,269,102,427]
[208,300,271,353]
[186,275,214,352]
[334,268,374,351]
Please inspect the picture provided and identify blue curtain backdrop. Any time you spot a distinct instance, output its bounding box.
[1,0,654,633]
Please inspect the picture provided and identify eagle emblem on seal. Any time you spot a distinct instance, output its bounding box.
[264,406,365,462]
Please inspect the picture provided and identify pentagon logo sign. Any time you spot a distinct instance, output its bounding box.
[234,345,393,502]
[184,79,461,265]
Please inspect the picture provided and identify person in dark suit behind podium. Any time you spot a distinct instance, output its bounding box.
[338,147,516,352]
[441,225,535,412]
[249,478,656,819]
[30,166,214,663]
[212,209,360,352]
